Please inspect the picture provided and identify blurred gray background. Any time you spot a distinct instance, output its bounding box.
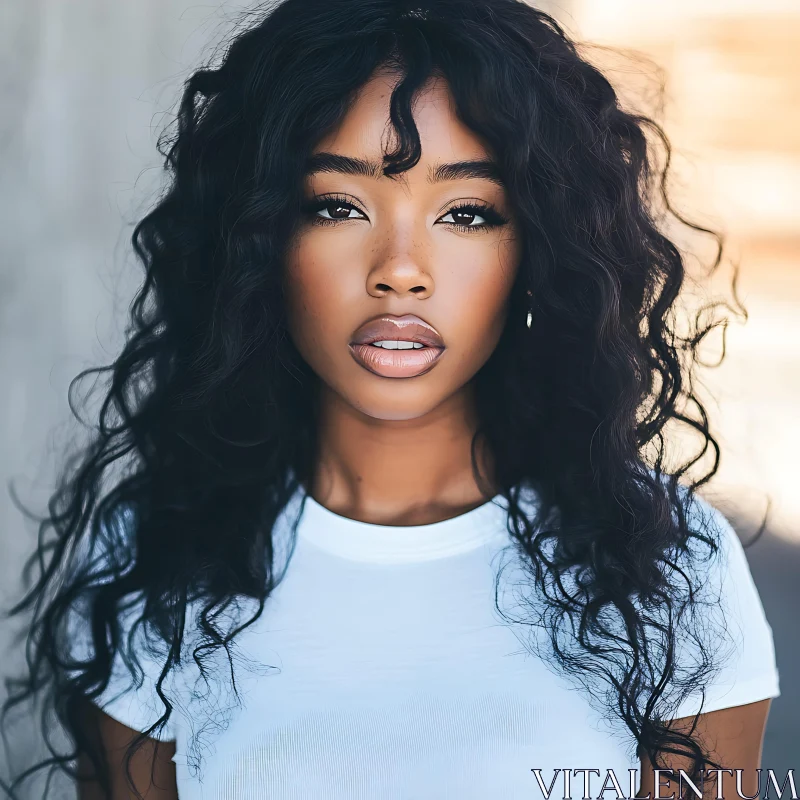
[1,1,796,796]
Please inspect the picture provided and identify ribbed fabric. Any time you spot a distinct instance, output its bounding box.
[294,488,512,564]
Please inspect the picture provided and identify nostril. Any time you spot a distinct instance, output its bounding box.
[372,283,428,295]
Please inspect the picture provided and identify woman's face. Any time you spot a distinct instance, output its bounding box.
[284,72,521,422]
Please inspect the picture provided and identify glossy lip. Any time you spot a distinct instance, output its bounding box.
[350,314,445,348]
[348,314,446,379]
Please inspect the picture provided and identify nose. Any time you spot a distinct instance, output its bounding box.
[366,225,434,300]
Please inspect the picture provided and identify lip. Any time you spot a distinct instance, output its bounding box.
[349,314,446,378]
[351,314,445,348]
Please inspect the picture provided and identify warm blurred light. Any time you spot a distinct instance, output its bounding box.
[550,0,800,542]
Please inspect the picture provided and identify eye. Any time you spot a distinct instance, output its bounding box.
[304,194,368,225]
[437,203,508,233]
[440,208,486,226]
[316,203,364,221]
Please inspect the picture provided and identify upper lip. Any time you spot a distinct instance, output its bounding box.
[350,314,445,348]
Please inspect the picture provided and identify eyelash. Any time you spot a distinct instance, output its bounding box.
[302,193,509,233]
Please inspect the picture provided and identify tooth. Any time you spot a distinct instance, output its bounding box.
[369,340,428,349]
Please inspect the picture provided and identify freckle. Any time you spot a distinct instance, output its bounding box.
[357,475,363,482]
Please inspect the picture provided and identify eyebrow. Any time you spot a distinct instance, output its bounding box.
[303,152,505,187]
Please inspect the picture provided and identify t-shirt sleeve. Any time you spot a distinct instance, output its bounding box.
[65,595,178,741]
[665,493,780,720]
[62,508,178,741]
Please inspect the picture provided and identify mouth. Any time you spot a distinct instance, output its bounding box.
[349,314,446,378]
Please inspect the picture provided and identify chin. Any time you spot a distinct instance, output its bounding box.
[344,383,451,422]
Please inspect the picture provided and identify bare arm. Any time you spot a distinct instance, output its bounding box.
[638,699,771,799]
[75,702,178,800]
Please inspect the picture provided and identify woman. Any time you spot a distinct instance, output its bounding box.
[1,0,780,798]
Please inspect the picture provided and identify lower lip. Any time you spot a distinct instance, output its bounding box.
[348,343,445,378]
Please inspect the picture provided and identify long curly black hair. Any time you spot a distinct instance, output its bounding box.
[2,0,751,797]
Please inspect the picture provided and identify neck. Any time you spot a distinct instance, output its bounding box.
[307,382,497,526]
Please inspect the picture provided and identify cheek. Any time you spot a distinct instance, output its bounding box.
[441,238,520,351]
[284,238,350,346]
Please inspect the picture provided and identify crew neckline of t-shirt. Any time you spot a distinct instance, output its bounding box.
[294,487,514,564]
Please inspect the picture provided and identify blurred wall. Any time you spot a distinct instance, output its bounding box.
[0,2,253,794]
[0,0,796,794]
[551,0,800,770]
[557,0,800,537]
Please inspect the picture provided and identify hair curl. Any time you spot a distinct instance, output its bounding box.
[2,0,754,797]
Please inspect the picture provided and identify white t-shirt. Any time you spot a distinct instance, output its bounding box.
[66,484,780,800]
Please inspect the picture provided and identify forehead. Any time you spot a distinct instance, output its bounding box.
[312,72,492,164]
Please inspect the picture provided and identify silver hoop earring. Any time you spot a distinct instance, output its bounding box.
[525,290,534,329]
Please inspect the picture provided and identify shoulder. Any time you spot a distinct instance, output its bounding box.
[664,488,781,719]
[63,504,181,741]
[65,590,181,741]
